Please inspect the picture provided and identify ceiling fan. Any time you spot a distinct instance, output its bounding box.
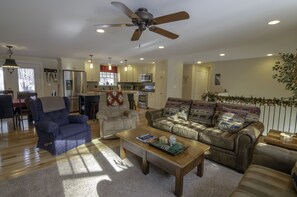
[95,1,190,41]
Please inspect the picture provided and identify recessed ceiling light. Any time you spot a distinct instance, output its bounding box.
[268,20,280,25]
[158,46,165,49]
[140,58,144,60]
[88,60,91,63]
[152,61,155,64]
[267,54,273,56]
[197,61,202,64]
[120,60,123,63]
[220,53,225,57]
[96,29,105,33]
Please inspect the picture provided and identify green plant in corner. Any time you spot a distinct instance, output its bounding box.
[272,51,297,97]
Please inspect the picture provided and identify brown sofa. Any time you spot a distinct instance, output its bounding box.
[145,98,264,173]
[230,142,297,196]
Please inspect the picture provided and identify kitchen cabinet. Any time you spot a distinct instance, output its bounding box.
[85,63,100,81]
[147,92,156,109]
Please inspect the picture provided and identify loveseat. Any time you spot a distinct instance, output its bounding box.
[145,98,264,172]
[230,142,297,196]
[30,96,91,155]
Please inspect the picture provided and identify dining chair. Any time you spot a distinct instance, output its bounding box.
[0,95,16,131]
[15,92,38,129]
[0,90,14,99]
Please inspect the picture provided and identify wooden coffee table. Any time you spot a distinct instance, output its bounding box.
[116,126,210,197]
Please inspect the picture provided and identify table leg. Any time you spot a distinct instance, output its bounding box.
[142,151,149,175]
[175,168,183,197]
[119,139,126,159]
[197,156,204,177]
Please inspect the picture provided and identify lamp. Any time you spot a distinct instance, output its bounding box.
[108,57,112,70]
[89,55,93,69]
[2,46,19,74]
[124,60,127,72]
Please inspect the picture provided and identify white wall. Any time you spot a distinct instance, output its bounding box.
[166,59,183,98]
[182,64,193,99]
[207,56,293,98]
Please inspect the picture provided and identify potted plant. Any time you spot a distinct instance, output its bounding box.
[272,51,297,97]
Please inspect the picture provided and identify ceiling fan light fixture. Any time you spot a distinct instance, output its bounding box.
[2,45,19,74]
[89,55,93,69]
[96,29,105,33]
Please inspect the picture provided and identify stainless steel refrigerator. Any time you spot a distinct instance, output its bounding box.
[63,70,86,112]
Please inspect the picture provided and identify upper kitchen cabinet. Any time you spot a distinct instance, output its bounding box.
[60,57,85,71]
[85,62,100,82]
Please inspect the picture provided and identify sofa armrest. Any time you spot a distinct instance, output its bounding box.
[236,122,264,144]
[252,142,297,174]
[145,109,164,126]
[96,111,108,120]
[35,121,60,136]
[68,114,88,123]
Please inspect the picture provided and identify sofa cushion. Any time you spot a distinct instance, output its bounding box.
[171,121,207,140]
[291,162,297,192]
[163,97,192,118]
[59,123,88,138]
[188,101,216,126]
[152,117,184,132]
[214,103,260,126]
[102,115,133,131]
[233,165,296,197]
[199,127,237,150]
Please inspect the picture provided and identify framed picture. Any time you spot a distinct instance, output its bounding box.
[215,74,221,85]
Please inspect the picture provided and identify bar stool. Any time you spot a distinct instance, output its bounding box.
[90,102,98,121]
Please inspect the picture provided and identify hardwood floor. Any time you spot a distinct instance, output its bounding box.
[0,108,150,181]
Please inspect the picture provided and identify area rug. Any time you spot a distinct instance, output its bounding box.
[0,142,242,197]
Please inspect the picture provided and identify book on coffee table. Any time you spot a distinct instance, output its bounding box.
[136,134,157,143]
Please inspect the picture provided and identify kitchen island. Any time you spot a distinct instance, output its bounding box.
[79,91,137,119]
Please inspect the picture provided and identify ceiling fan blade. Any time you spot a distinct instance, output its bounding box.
[111,2,141,20]
[152,11,189,25]
[131,29,143,41]
[94,24,134,28]
[149,26,179,39]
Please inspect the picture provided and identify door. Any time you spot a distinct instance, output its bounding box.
[193,71,208,100]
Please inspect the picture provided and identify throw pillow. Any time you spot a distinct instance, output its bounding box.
[177,110,188,120]
[106,91,124,106]
[217,111,246,133]
[291,162,297,192]
[188,101,216,126]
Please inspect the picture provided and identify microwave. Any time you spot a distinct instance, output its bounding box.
[140,73,152,82]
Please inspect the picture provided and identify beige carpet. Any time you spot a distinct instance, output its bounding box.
[0,141,242,197]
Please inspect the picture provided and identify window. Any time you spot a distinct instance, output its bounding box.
[99,72,117,86]
[18,68,35,92]
[0,68,4,90]
[99,65,118,86]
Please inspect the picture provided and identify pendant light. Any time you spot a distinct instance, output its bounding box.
[108,57,112,70]
[2,46,19,74]
[124,60,128,72]
[89,55,93,69]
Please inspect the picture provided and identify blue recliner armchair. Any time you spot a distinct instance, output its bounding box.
[30,96,91,155]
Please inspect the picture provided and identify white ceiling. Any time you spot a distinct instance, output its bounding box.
[0,0,297,64]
